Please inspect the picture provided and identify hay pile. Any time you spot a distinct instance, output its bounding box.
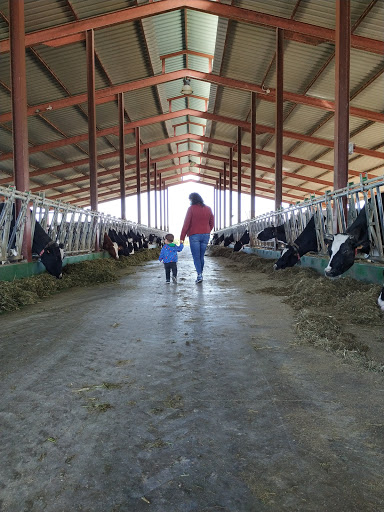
[209,246,383,366]
[0,249,160,314]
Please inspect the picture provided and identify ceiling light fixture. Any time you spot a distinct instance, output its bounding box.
[181,77,193,95]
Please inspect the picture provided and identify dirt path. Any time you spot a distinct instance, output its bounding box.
[1,252,383,511]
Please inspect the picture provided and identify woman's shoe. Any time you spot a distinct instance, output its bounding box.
[196,274,203,283]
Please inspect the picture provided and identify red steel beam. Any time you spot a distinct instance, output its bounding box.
[1,69,383,125]
[2,108,382,164]
[1,1,382,55]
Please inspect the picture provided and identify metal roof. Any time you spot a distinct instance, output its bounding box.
[0,0,383,209]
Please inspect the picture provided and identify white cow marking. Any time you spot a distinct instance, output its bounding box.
[324,234,349,272]
[378,292,384,311]
[59,248,64,261]
[112,242,119,259]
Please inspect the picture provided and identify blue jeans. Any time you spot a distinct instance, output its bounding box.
[189,233,210,275]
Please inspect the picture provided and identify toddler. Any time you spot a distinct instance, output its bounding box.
[159,234,184,283]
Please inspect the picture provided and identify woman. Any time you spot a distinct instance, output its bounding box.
[180,192,214,283]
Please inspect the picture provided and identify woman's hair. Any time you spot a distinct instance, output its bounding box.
[189,192,205,206]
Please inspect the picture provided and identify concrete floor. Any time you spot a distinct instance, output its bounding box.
[1,251,383,512]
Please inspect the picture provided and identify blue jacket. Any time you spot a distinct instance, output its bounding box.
[159,243,184,263]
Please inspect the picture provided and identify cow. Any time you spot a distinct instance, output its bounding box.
[233,230,250,252]
[323,193,383,278]
[378,274,384,311]
[212,234,224,246]
[274,216,318,270]
[257,224,287,243]
[0,203,64,278]
[224,233,234,247]
[102,233,119,259]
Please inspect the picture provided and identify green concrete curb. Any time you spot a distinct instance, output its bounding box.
[0,252,111,282]
[242,247,384,286]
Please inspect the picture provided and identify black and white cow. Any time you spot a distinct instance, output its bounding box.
[257,224,287,243]
[233,230,250,252]
[274,216,318,270]
[0,203,64,278]
[224,233,234,247]
[378,273,384,311]
[323,194,383,278]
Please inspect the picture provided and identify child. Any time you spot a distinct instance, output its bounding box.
[159,234,184,283]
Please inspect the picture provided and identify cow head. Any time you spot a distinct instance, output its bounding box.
[257,226,275,241]
[103,233,119,259]
[273,245,300,270]
[40,242,64,279]
[324,233,358,278]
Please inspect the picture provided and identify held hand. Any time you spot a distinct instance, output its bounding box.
[180,240,184,244]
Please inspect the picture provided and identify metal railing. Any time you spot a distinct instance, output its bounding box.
[0,185,166,264]
[213,175,384,262]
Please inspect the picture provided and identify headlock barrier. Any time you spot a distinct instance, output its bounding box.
[0,185,166,267]
[213,174,384,284]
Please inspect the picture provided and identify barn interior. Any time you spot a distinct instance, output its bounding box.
[1,1,384,511]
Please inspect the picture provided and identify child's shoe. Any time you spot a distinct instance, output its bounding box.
[166,280,170,284]
[172,276,177,283]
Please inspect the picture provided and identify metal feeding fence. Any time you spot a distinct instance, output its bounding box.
[214,175,384,263]
[0,185,166,264]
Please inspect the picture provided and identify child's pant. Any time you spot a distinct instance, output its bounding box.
[164,262,177,281]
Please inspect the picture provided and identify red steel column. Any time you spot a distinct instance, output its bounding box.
[334,0,350,192]
[250,91,257,218]
[146,148,151,226]
[135,126,141,224]
[159,173,162,230]
[213,183,216,230]
[275,28,284,211]
[223,162,227,228]
[237,127,242,223]
[154,163,158,229]
[86,30,98,213]
[229,148,233,227]
[118,93,126,220]
[166,187,169,232]
[163,184,166,232]
[219,173,222,230]
[9,0,31,261]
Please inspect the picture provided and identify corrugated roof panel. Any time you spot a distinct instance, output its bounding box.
[306,63,335,101]
[233,0,298,18]
[42,107,88,137]
[23,0,73,33]
[215,88,250,121]
[268,40,335,94]
[70,0,136,19]
[349,48,384,109]
[123,87,160,122]
[140,123,167,145]
[186,10,218,55]
[0,126,13,154]
[29,152,62,169]
[35,43,108,96]
[353,1,384,41]
[221,23,275,84]
[94,103,119,130]
[96,21,152,85]
[0,12,8,43]
[26,116,66,145]
[153,11,184,56]
[293,0,337,29]
[164,55,185,73]
[43,145,89,164]
[351,123,384,153]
